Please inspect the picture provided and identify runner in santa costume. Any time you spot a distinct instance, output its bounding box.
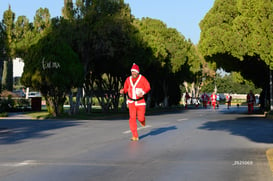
[226,93,232,109]
[247,90,256,113]
[210,91,217,110]
[120,63,151,141]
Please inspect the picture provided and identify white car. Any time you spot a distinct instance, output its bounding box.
[28,92,41,98]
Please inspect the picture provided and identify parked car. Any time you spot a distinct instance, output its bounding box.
[13,90,26,97]
[28,92,41,98]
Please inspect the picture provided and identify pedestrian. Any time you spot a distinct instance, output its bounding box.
[247,90,256,113]
[201,92,209,108]
[216,93,220,108]
[226,93,232,109]
[184,92,191,109]
[210,91,217,110]
[120,63,151,141]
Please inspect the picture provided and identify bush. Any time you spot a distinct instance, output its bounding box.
[0,98,31,112]
[0,98,14,113]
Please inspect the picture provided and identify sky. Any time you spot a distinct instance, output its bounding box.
[0,0,215,45]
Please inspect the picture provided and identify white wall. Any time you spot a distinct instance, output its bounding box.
[13,58,24,77]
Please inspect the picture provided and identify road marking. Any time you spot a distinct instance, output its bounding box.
[266,148,273,172]
[0,161,139,167]
[123,125,151,134]
[0,160,38,167]
[177,118,188,122]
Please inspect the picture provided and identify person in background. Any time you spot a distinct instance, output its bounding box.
[216,93,220,108]
[201,92,209,108]
[184,92,191,109]
[247,90,256,113]
[226,93,232,109]
[120,63,151,141]
[210,91,217,110]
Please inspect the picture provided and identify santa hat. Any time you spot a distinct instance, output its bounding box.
[131,63,139,73]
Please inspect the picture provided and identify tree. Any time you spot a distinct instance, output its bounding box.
[201,72,260,94]
[1,60,12,91]
[134,18,203,107]
[14,16,30,41]
[63,0,138,112]
[0,22,5,91]
[33,8,51,34]
[13,15,33,54]
[2,6,15,91]
[62,0,74,20]
[21,33,84,116]
[1,7,52,93]
[199,0,273,108]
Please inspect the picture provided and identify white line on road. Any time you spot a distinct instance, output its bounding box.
[177,118,188,122]
[0,161,140,167]
[0,160,38,167]
[123,125,152,134]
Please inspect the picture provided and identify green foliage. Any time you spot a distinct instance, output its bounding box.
[0,22,5,56]
[21,31,84,116]
[14,16,30,41]
[201,72,262,94]
[199,0,273,70]
[34,8,51,34]
[199,0,272,108]
[0,97,14,112]
[134,18,194,73]
[66,0,138,112]
[1,7,15,92]
[23,38,83,90]
[1,0,218,115]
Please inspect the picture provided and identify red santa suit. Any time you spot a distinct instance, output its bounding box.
[210,93,217,110]
[226,94,232,109]
[122,64,151,139]
[247,91,255,113]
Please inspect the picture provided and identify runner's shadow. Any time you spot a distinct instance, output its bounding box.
[139,126,177,140]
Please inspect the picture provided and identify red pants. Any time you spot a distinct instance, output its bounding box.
[128,103,146,138]
[248,103,254,113]
[211,101,216,109]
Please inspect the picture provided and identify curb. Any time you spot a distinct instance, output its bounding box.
[266,148,273,172]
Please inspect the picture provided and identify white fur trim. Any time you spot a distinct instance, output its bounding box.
[135,102,146,106]
[131,69,139,73]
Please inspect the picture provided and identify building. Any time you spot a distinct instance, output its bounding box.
[13,58,24,78]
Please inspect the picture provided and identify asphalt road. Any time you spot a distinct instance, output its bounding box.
[0,105,273,181]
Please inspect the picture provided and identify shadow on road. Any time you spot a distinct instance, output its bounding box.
[0,119,82,144]
[139,125,177,140]
[198,116,273,144]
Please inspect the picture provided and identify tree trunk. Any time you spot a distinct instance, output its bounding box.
[2,59,13,91]
[45,97,57,117]
[74,87,82,114]
[0,60,3,91]
[87,95,92,113]
[69,91,74,115]
[162,79,169,107]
